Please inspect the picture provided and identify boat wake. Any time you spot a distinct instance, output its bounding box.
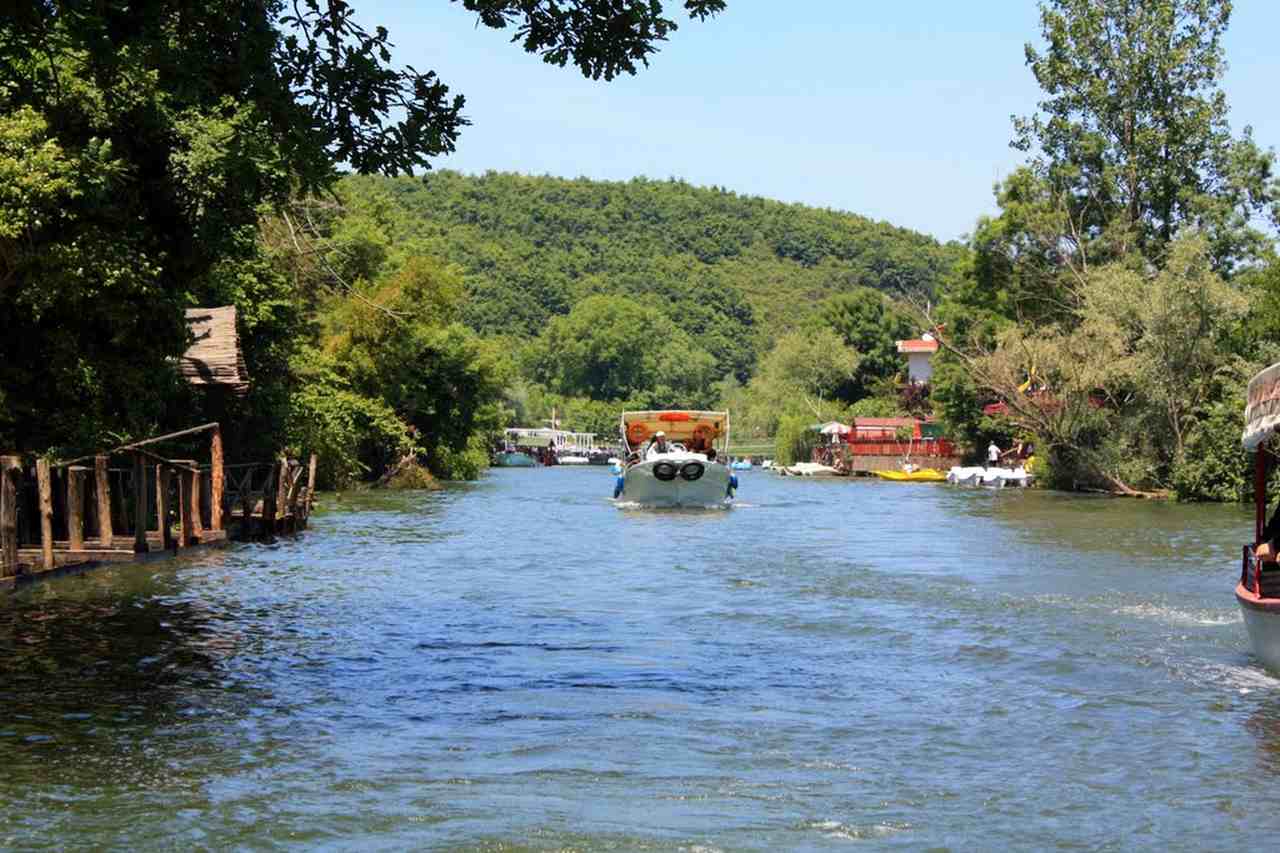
[1112,602,1241,627]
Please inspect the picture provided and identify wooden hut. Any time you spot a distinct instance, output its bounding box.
[180,306,249,393]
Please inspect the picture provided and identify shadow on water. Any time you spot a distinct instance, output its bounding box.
[0,559,271,798]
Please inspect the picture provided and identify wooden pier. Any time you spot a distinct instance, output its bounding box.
[0,423,316,591]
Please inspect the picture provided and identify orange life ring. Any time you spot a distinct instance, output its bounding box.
[627,422,650,446]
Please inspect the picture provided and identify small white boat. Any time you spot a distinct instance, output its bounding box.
[778,462,841,477]
[614,411,736,508]
[557,454,590,465]
[946,465,1031,488]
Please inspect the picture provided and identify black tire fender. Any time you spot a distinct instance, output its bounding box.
[652,461,678,481]
[679,462,705,482]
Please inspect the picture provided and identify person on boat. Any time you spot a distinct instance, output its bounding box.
[645,431,670,459]
[987,440,1001,468]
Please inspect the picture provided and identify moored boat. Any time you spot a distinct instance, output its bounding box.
[614,410,736,507]
[946,465,1031,488]
[493,450,537,467]
[1237,360,1280,671]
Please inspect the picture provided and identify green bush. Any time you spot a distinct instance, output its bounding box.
[774,414,818,465]
[432,433,491,481]
[1170,401,1251,502]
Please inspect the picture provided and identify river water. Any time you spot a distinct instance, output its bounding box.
[2,468,1279,849]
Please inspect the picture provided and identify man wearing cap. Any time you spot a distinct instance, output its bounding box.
[645,430,670,459]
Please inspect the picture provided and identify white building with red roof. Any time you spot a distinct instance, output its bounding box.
[896,333,939,384]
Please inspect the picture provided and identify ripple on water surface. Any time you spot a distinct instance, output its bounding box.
[0,468,1276,849]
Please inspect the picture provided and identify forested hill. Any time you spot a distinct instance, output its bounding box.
[341,172,963,352]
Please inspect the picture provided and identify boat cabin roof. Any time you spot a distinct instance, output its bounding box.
[621,410,728,449]
[1243,361,1280,451]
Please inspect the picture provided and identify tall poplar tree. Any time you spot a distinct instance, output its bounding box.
[1013,0,1276,272]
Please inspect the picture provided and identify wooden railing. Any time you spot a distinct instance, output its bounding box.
[0,424,317,582]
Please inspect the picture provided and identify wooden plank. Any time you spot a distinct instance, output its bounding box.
[133,453,149,554]
[67,466,87,551]
[36,457,54,570]
[0,456,19,577]
[94,455,114,544]
[190,470,203,539]
[306,453,318,513]
[275,456,289,522]
[154,464,164,534]
[177,470,192,548]
[210,425,224,530]
[156,466,172,550]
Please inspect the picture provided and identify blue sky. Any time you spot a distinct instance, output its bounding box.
[357,1,1280,243]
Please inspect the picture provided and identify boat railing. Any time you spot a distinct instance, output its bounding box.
[1242,544,1280,598]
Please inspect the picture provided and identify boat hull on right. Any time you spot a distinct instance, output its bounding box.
[1238,583,1280,672]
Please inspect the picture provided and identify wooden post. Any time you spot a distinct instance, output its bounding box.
[306,453,318,514]
[133,453,149,553]
[0,456,19,577]
[36,458,54,570]
[275,455,289,524]
[178,469,193,548]
[156,466,172,550]
[190,469,203,539]
[67,466,87,551]
[210,426,224,531]
[154,464,164,535]
[260,461,279,541]
[94,455,113,545]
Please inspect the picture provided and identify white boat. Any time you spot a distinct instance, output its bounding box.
[614,410,736,507]
[777,462,841,477]
[557,454,590,465]
[946,465,1031,488]
[1237,360,1280,671]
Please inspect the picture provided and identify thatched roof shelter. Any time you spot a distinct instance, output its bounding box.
[180,306,249,392]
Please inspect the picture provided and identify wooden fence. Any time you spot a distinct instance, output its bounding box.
[0,423,316,586]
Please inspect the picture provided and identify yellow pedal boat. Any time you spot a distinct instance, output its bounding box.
[873,468,946,482]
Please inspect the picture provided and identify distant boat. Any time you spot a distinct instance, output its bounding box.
[557,454,590,465]
[946,466,1031,488]
[493,450,537,467]
[777,462,841,477]
[614,410,736,507]
[731,459,752,470]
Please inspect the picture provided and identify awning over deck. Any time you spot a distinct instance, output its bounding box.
[1243,361,1280,451]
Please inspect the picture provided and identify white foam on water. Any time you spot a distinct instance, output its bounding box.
[1112,602,1241,627]
[801,819,911,841]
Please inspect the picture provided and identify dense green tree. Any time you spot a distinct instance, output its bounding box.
[1015,0,1276,272]
[0,0,723,453]
[811,287,914,397]
[527,294,718,406]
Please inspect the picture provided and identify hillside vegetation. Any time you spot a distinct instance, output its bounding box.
[344,172,962,358]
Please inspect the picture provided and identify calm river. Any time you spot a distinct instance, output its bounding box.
[2,468,1279,849]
